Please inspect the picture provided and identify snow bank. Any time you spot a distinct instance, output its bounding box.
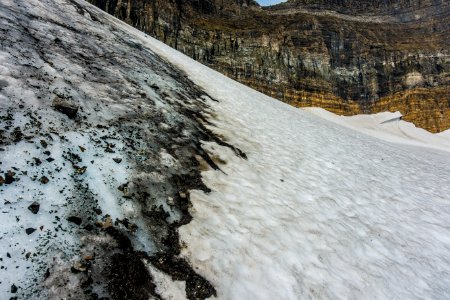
[101,6,450,299]
[305,107,450,154]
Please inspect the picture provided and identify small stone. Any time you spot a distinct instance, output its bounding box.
[118,183,131,198]
[117,183,127,192]
[46,157,55,162]
[25,228,36,235]
[71,261,88,273]
[67,216,82,225]
[40,140,48,149]
[96,215,112,229]
[40,176,49,184]
[105,147,115,153]
[11,127,23,143]
[5,170,16,184]
[33,157,42,166]
[52,96,79,119]
[28,202,40,214]
[74,165,87,175]
[11,284,18,293]
[0,176,4,185]
[79,146,86,152]
[43,151,51,156]
[113,157,122,163]
[167,197,174,206]
[83,255,94,261]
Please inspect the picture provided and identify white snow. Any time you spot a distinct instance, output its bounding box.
[305,108,450,154]
[101,8,450,300]
[1,0,450,299]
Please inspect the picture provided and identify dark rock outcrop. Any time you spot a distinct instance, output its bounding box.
[86,0,450,132]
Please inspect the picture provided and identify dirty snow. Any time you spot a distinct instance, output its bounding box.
[0,0,222,298]
[1,0,450,299]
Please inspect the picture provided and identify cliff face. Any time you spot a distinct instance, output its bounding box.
[86,0,450,132]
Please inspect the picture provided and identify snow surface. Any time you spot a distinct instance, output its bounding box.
[1,0,450,299]
[107,9,450,300]
[305,108,450,154]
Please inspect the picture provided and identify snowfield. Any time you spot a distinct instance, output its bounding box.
[0,0,449,299]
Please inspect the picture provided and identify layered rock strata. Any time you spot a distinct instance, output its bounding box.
[86,0,450,132]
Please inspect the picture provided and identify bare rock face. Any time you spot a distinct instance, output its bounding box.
[86,0,449,132]
[52,96,79,119]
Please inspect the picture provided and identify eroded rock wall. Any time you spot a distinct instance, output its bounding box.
[86,0,450,132]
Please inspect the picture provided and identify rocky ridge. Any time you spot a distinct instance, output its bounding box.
[86,0,449,132]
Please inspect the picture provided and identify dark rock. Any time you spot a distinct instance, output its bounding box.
[25,228,36,235]
[105,147,115,153]
[28,202,40,214]
[33,157,42,166]
[52,96,79,119]
[46,157,55,162]
[11,127,23,143]
[113,157,122,163]
[186,274,217,300]
[5,171,15,184]
[68,216,82,225]
[117,183,128,192]
[11,284,18,293]
[39,176,49,184]
[71,261,88,273]
[73,165,87,175]
[40,140,48,148]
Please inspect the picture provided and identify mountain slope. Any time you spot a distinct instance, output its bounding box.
[1,0,450,299]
